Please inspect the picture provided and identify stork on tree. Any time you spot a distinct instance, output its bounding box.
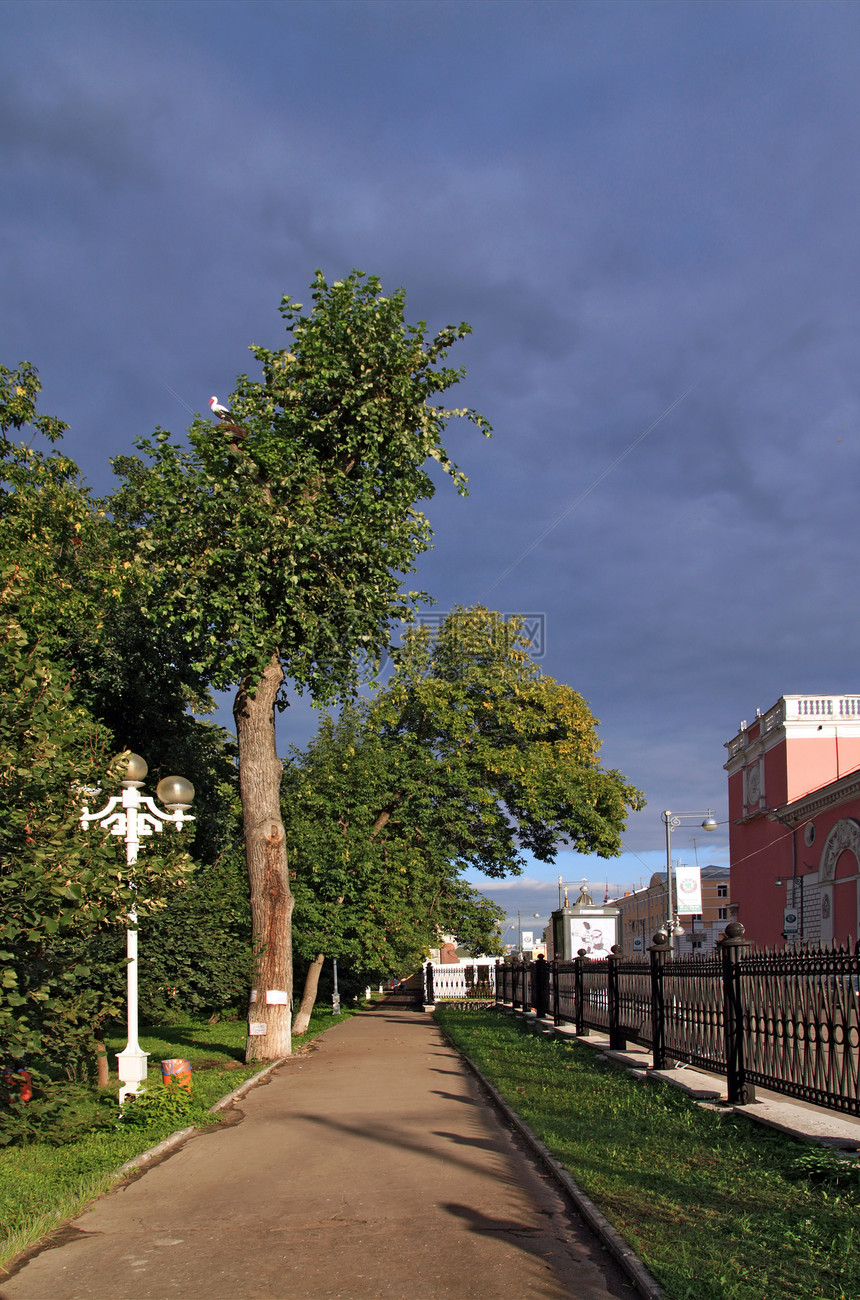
[208,396,232,420]
[110,271,490,1061]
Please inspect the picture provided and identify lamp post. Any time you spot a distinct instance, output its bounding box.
[80,753,194,1103]
[660,810,718,954]
[332,957,341,1015]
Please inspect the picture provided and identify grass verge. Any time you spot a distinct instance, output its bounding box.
[436,1007,860,1300]
[0,1005,355,1272]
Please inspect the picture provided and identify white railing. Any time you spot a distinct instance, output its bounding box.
[729,695,860,758]
[786,695,860,720]
[425,961,498,999]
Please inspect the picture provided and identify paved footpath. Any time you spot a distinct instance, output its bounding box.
[1,1004,637,1300]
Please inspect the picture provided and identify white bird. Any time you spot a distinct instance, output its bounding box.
[208,396,232,421]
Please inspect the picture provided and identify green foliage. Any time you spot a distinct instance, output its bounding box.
[0,1081,115,1150]
[0,365,249,1072]
[0,573,196,1089]
[138,848,252,1018]
[118,1079,203,1130]
[787,1148,860,1189]
[287,607,642,982]
[110,270,491,700]
[0,362,68,446]
[383,608,645,870]
[0,574,125,1074]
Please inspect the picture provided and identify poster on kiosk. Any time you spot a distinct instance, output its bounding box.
[569,915,615,957]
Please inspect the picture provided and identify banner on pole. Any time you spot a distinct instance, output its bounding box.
[675,865,702,914]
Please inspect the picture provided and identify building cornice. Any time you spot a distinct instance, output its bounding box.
[772,769,860,825]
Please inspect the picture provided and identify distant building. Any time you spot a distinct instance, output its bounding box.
[611,864,730,957]
[725,693,860,949]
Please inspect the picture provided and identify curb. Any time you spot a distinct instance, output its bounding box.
[112,1056,290,1180]
[436,1022,666,1300]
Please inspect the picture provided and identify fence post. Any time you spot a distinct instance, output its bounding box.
[720,921,754,1104]
[552,958,561,1026]
[608,944,626,1050]
[649,932,672,1069]
[424,962,435,1008]
[534,954,550,1019]
[513,958,522,1011]
[574,949,586,1035]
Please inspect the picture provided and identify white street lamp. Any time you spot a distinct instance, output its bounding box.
[81,753,194,1103]
[660,810,717,954]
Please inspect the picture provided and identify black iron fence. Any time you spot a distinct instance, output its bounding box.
[494,923,860,1116]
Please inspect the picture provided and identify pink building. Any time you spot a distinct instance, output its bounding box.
[724,694,860,949]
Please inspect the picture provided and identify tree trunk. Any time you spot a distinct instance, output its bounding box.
[234,652,293,1061]
[293,953,325,1035]
[95,1037,110,1089]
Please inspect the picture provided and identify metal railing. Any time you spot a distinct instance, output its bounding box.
[493,925,860,1115]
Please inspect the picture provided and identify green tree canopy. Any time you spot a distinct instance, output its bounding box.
[108,272,490,1059]
[0,572,194,1088]
[0,364,247,1096]
[285,608,643,1027]
[110,271,489,698]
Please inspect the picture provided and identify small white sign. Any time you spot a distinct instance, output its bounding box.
[632,936,644,952]
[249,990,257,1002]
[266,989,288,1005]
[248,1021,267,1036]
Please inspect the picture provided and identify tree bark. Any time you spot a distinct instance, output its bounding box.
[95,1038,109,1089]
[293,953,325,1035]
[234,652,293,1061]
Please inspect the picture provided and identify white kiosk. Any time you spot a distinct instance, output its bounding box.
[552,883,620,960]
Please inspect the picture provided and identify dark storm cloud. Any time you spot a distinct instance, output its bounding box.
[3,0,860,872]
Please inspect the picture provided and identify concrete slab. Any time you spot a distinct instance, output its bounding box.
[645,1069,722,1101]
[730,1100,860,1150]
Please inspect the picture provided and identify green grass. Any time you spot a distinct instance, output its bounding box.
[0,1005,358,1271]
[436,1007,860,1300]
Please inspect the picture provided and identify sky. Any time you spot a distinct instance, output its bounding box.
[4,0,860,932]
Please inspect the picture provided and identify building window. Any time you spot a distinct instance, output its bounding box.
[717,884,728,898]
[718,907,728,920]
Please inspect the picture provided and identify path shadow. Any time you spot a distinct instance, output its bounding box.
[441,1202,576,1297]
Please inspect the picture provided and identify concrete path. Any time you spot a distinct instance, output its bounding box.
[1,1006,636,1300]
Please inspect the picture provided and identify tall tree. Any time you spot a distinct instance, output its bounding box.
[286,608,644,1028]
[284,704,506,1031]
[111,272,490,1058]
[0,364,243,1086]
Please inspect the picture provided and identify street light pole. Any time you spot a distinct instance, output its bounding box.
[81,754,194,1103]
[661,810,718,954]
